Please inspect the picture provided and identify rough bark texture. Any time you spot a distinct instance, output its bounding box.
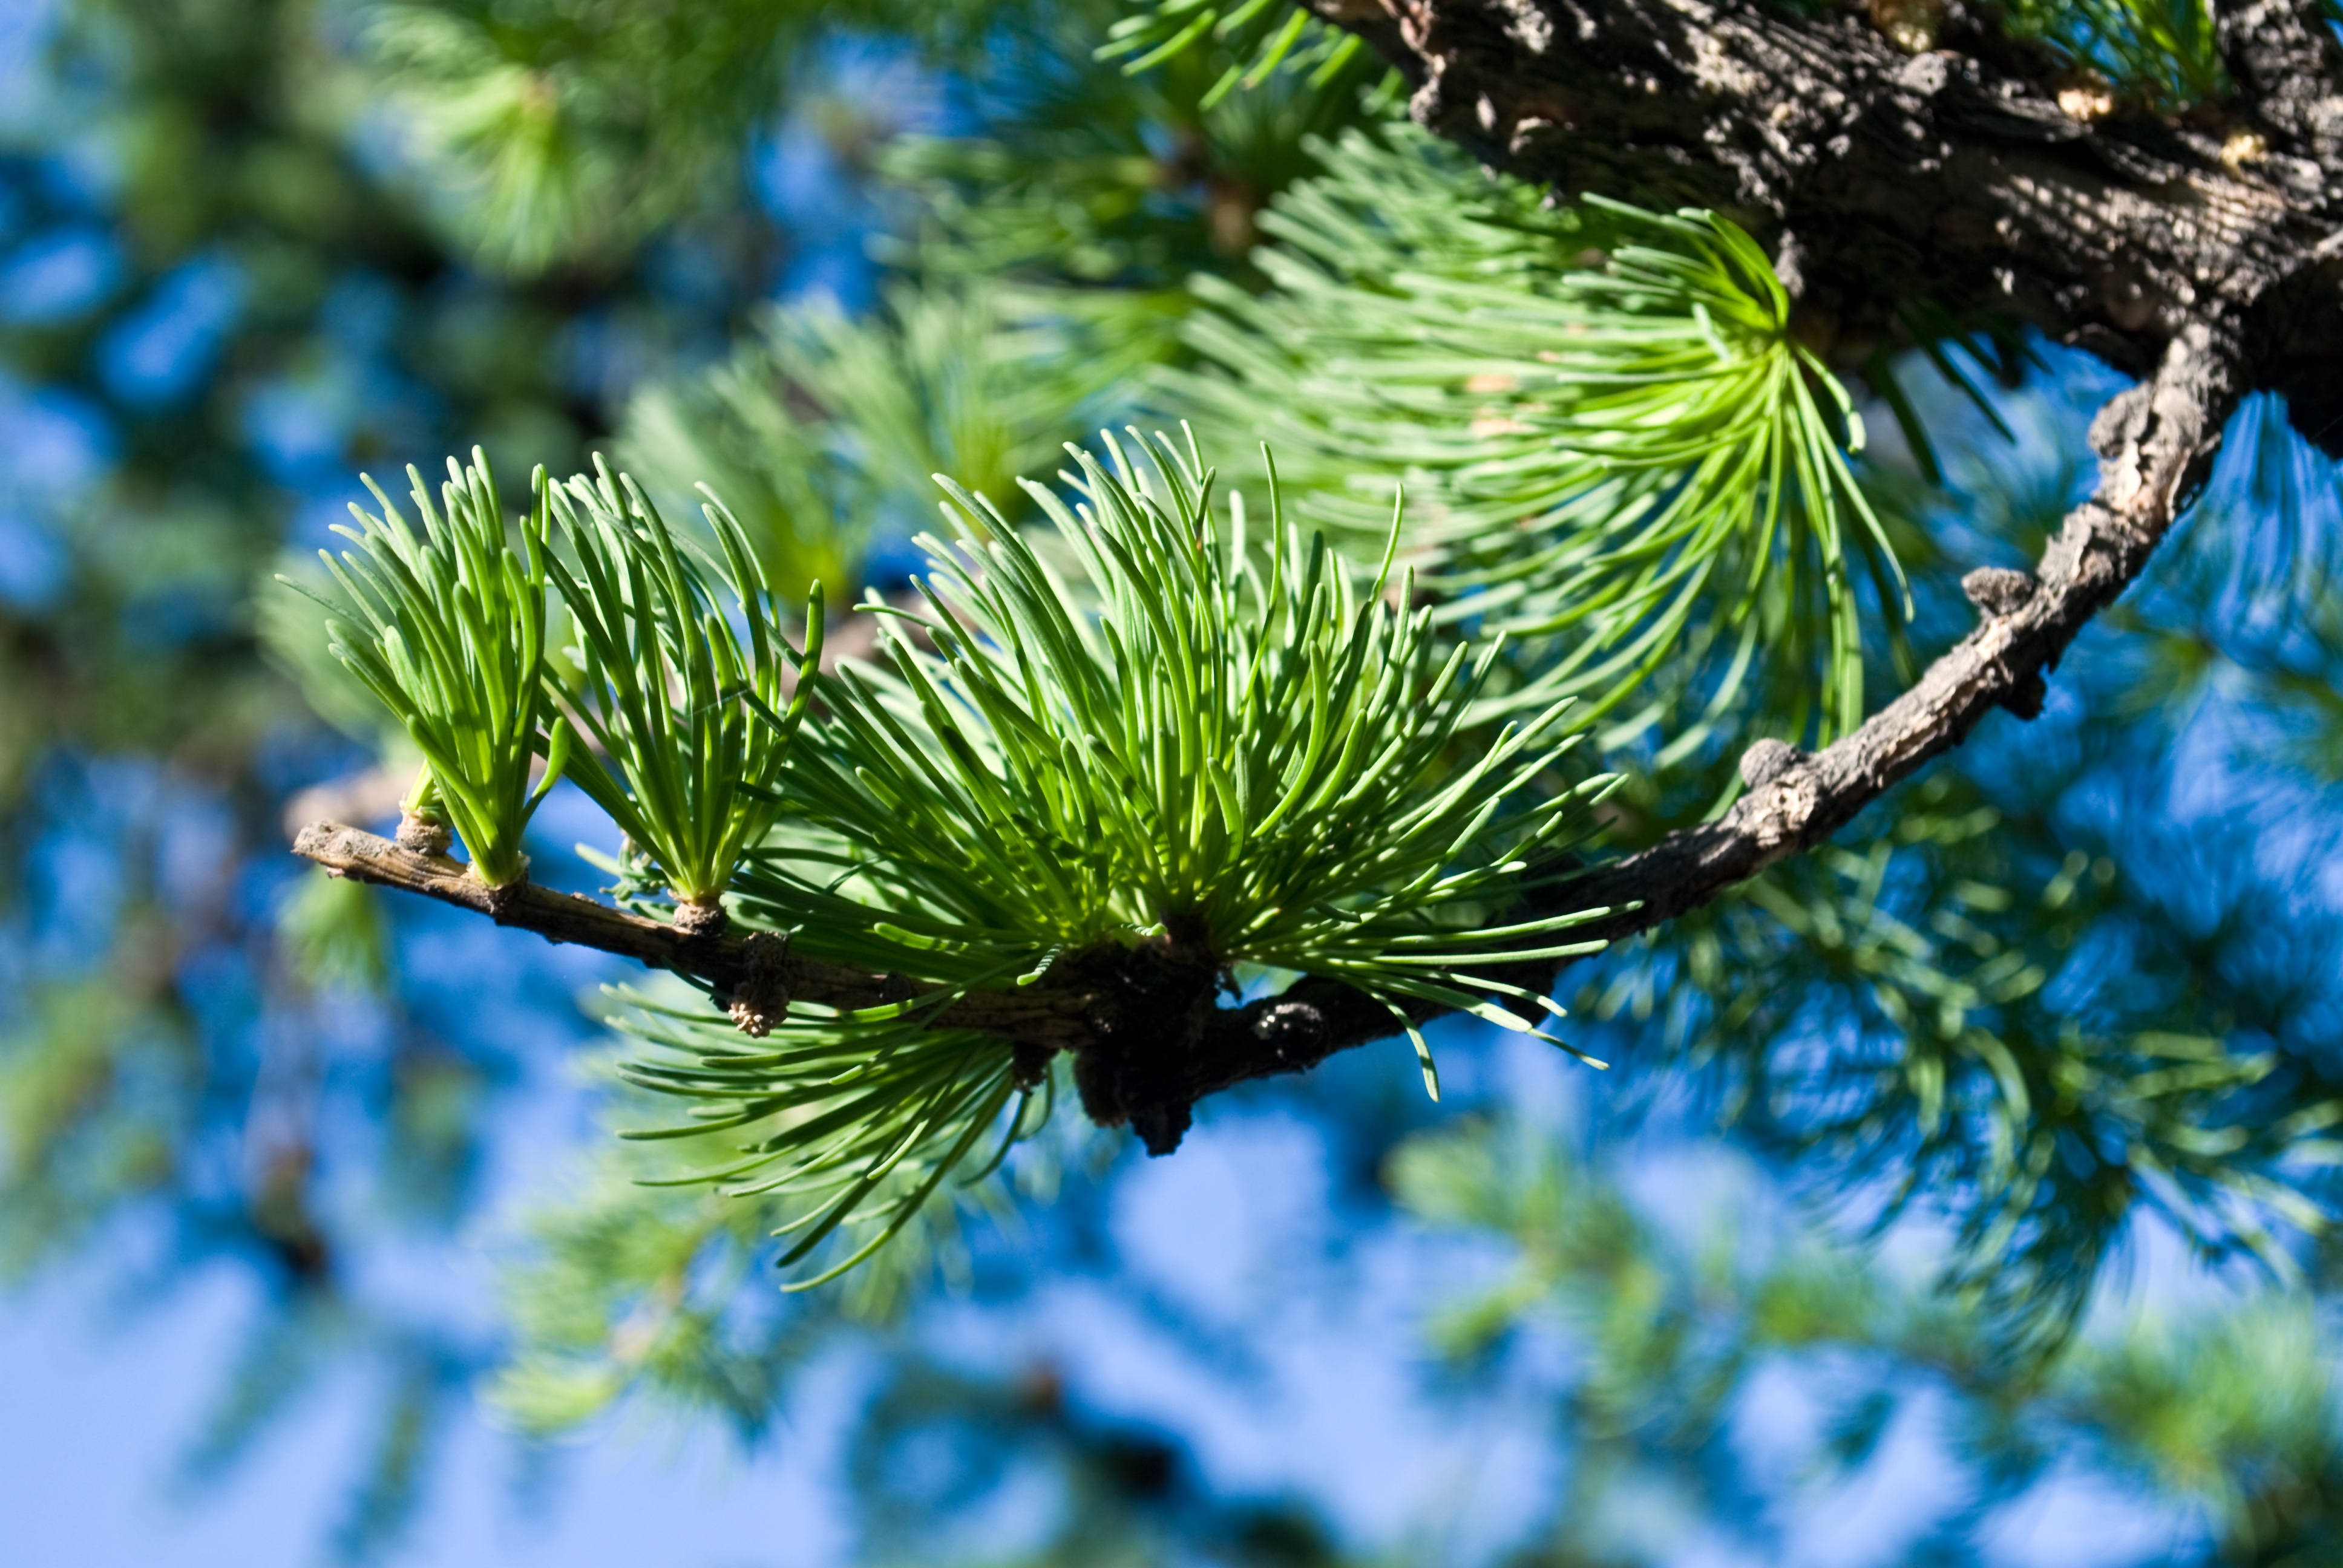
[1304,0,2343,406]
[297,0,2341,1155]
[290,823,1093,1049]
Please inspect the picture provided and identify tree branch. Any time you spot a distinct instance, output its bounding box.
[290,324,2243,1151]
[293,0,2318,1154]
[1096,324,2243,1149]
[1301,0,2341,403]
[289,822,1093,1048]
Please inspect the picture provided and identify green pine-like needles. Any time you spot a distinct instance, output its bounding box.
[545,461,824,926]
[1096,0,1367,107]
[298,450,562,888]
[725,430,1620,1082]
[307,433,1624,1286]
[296,449,824,914]
[621,430,1621,1285]
[1172,131,1910,745]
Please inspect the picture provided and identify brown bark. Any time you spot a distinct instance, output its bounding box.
[289,823,1093,1049]
[289,309,2235,1146]
[1302,0,2343,405]
[295,0,2338,1154]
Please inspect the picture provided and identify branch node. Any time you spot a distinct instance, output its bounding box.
[483,874,528,919]
[1739,737,1806,790]
[1251,999,1329,1062]
[673,897,729,939]
[1962,566,2040,616]
[395,811,453,857]
[1132,1100,1193,1158]
[1011,1040,1055,1090]
[2004,668,2050,720]
[2088,381,2157,460]
[724,931,791,1037]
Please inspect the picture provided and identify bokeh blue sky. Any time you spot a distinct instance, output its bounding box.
[1,1034,2215,1567]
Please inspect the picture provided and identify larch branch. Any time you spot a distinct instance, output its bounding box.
[292,0,2339,1152]
[289,321,2241,1149]
[289,822,1092,1048]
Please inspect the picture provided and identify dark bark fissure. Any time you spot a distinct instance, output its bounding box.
[297,0,2341,1154]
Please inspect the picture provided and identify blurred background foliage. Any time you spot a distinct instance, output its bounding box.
[7,0,2343,1563]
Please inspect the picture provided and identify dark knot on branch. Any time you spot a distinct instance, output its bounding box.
[673,897,730,939]
[724,931,791,1037]
[1962,566,2040,618]
[1011,1040,1056,1089]
[1251,999,1329,1062]
[483,873,529,918]
[1962,568,2050,719]
[1069,936,1218,1156]
[1130,1102,1193,1158]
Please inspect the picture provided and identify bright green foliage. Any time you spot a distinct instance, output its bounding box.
[299,451,560,887]
[546,462,825,913]
[1168,129,1903,743]
[583,429,1621,1284]
[611,991,1046,1290]
[733,430,1619,1091]
[1096,0,1368,107]
[585,431,1619,1288]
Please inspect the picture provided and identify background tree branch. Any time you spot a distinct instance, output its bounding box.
[1301,0,2342,415]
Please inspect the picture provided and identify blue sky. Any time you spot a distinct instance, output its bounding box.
[0,1007,2232,1566]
